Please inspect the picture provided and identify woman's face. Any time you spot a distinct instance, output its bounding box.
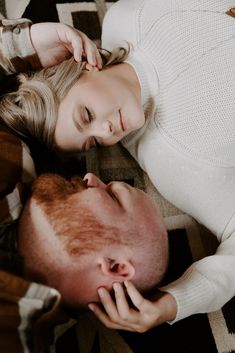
[54,64,145,151]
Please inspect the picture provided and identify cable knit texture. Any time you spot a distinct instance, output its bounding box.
[102,0,235,322]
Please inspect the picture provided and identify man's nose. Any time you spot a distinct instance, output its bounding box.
[83,173,106,188]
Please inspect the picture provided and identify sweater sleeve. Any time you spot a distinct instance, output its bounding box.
[0,18,40,76]
[139,132,235,323]
[160,214,235,323]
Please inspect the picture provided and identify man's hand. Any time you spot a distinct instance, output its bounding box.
[30,22,102,69]
[88,281,177,332]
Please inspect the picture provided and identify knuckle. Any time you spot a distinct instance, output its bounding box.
[120,313,128,321]
[110,314,119,323]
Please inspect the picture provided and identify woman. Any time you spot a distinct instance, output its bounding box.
[1,0,235,333]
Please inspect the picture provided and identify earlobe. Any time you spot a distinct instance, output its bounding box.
[100,257,135,280]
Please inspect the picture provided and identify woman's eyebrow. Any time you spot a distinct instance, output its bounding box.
[72,107,83,132]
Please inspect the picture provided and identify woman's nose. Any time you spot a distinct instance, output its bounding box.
[90,117,115,140]
[101,119,113,137]
[83,173,106,188]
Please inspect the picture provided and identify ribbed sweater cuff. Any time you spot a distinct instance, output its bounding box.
[160,267,214,323]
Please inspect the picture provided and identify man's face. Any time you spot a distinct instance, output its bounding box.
[75,173,157,232]
[58,173,163,308]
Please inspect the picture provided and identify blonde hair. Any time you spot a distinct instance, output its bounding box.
[0,46,129,149]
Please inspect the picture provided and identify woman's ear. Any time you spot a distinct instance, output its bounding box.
[84,63,99,72]
[100,257,135,281]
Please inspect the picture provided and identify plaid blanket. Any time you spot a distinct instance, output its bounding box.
[0,1,235,353]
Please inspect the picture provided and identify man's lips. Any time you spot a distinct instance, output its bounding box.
[119,110,126,132]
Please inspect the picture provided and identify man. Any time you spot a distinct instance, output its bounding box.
[18,172,169,309]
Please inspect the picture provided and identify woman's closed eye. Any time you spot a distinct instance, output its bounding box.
[85,107,94,123]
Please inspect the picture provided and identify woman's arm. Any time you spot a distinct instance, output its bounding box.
[0,18,102,77]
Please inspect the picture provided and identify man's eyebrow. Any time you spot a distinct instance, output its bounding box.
[81,140,87,152]
[82,138,92,152]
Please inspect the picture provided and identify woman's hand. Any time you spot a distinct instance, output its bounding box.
[30,22,102,68]
[88,281,177,332]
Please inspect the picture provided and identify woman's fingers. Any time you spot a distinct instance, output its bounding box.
[124,280,146,311]
[79,31,102,68]
[56,24,102,68]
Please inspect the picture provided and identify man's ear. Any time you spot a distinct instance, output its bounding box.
[100,257,135,281]
[84,63,99,72]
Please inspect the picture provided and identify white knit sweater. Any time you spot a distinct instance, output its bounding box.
[102,0,235,323]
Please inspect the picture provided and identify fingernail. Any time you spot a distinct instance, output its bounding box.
[98,288,104,298]
[90,57,96,65]
[113,282,119,291]
[88,304,94,311]
[124,280,128,288]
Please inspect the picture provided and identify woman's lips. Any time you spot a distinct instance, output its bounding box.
[119,110,126,132]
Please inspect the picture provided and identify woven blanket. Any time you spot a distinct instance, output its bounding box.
[1,1,235,353]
